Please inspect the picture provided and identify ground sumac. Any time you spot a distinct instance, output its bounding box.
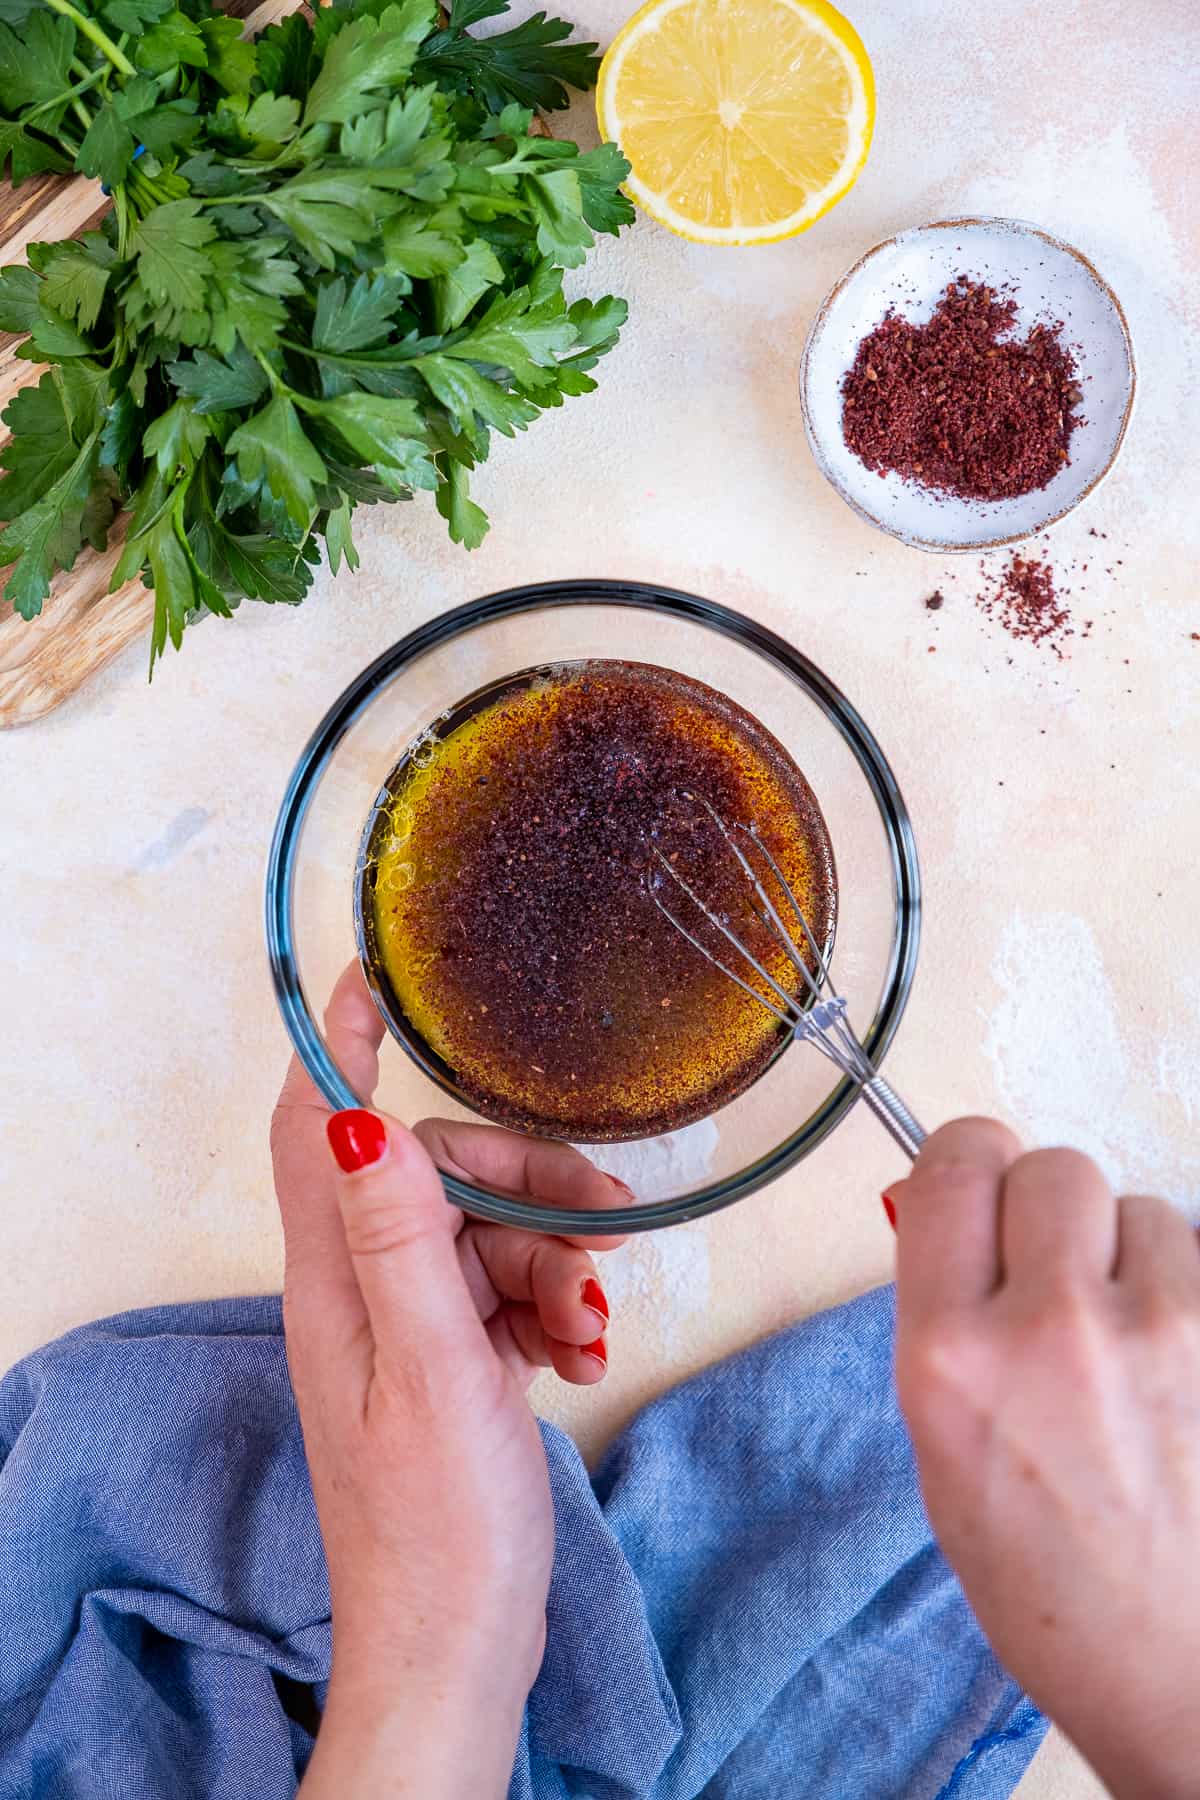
[841,278,1083,501]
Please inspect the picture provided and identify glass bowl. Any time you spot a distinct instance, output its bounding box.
[265,581,921,1235]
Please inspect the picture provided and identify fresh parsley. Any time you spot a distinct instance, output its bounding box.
[0,0,632,667]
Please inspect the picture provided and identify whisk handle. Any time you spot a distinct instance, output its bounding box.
[860,1077,927,1162]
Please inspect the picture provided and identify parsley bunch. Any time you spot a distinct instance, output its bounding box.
[0,0,632,666]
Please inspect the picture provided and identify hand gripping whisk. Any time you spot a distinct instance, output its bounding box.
[645,794,926,1161]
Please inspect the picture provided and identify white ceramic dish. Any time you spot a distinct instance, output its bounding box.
[799,216,1136,552]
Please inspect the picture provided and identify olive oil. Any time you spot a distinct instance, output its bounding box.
[357,660,836,1141]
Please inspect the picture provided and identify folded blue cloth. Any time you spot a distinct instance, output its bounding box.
[0,1285,1045,1799]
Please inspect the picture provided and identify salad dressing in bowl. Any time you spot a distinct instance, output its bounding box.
[358,659,837,1141]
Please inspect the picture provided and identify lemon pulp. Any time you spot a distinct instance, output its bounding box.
[597,0,874,245]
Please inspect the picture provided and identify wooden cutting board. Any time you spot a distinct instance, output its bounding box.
[0,0,295,727]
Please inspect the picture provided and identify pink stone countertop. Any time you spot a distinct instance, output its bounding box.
[2,3,1196,1794]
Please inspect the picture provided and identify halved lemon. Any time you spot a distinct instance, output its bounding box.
[597,0,875,246]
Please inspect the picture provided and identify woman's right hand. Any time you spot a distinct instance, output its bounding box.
[891,1120,1200,1800]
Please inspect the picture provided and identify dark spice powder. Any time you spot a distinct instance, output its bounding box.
[841,277,1083,501]
[976,553,1072,656]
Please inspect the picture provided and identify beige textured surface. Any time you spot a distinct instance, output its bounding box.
[2,1,1197,1793]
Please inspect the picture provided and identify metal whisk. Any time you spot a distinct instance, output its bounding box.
[646,793,926,1161]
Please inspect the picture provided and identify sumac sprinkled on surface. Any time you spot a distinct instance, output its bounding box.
[976,554,1072,656]
[841,278,1083,502]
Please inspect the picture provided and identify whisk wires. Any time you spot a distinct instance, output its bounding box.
[644,791,926,1158]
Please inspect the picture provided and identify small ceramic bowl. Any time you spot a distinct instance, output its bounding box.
[800,216,1136,552]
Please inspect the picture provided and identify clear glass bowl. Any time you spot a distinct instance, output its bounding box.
[265,581,921,1235]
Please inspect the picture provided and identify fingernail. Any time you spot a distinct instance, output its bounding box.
[327,1109,388,1173]
[581,1277,609,1324]
[607,1176,636,1201]
[881,1190,897,1232]
[581,1336,608,1371]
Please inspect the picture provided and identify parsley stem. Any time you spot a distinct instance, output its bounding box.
[113,186,131,258]
[24,63,105,123]
[42,0,137,76]
[278,338,422,369]
[253,349,285,391]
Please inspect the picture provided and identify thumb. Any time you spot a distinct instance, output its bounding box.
[326,1109,482,1365]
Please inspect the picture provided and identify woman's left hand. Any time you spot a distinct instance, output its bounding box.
[270,963,628,1800]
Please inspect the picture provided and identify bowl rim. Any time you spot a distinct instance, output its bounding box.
[799,214,1137,554]
[265,579,922,1235]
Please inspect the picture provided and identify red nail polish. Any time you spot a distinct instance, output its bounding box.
[581,1336,608,1369]
[881,1191,897,1232]
[327,1109,388,1173]
[582,1277,609,1324]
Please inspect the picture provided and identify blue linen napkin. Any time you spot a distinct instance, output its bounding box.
[0,1285,1045,1799]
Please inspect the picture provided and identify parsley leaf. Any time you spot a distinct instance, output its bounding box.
[414,351,538,440]
[39,244,112,333]
[216,527,312,603]
[241,91,301,144]
[204,236,301,355]
[380,209,463,278]
[130,199,215,320]
[302,0,435,126]
[260,165,404,267]
[0,371,79,520]
[0,265,42,334]
[102,0,172,38]
[75,105,136,187]
[430,236,504,331]
[125,98,204,159]
[167,342,270,413]
[445,285,576,381]
[225,393,327,534]
[24,308,93,360]
[564,293,629,361]
[134,9,207,75]
[435,456,487,547]
[200,15,256,92]
[0,10,73,106]
[304,392,437,490]
[447,0,507,26]
[415,10,600,112]
[139,508,203,659]
[0,117,72,185]
[143,399,210,476]
[575,144,636,234]
[526,167,593,267]
[312,272,409,352]
[339,84,435,163]
[324,498,359,574]
[0,428,103,619]
[99,387,140,482]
